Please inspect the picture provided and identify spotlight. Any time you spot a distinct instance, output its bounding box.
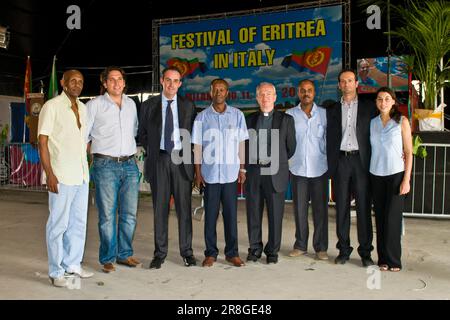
[0,26,11,49]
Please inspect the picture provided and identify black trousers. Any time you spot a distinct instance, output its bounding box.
[291,173,328,252]
[333,154,374,258]
[245,169,285,257]
[204,181,239,258]
[149,152,193,259]
[371,172,404,269]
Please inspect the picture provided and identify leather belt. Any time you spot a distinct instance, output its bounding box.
[340,150,359,156]
[93,153,134,162]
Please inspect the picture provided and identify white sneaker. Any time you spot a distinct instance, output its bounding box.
[49,276,68,287]
[65,268,94,279]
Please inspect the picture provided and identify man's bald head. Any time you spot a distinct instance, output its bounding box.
[62,70,83,83]
[60,69,84,99]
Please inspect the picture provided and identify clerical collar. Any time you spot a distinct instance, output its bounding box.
[262,109,274,117]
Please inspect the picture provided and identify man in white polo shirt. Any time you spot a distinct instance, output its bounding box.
[38,70,93,287]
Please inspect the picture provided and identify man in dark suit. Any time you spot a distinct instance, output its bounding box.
[138,66,197,269]
[245,82,296,264]
[326,69,378,267]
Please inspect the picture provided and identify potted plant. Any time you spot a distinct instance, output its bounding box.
[390,0,450,131]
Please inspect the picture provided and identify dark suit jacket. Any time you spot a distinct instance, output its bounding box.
[138,94,197,182]
[245,110,296,193]
[326,98,377,178]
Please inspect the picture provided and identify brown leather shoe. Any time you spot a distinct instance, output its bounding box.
[202,256,216,267]
[226,256,245,267]
[102,263,115,273]
[117,256,141,267]
[129,256,141,265]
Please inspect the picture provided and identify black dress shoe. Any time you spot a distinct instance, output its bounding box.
[334,254,349,264]
[149,257,164,269]
[246,249,261,262]
[183,255,197,267]
[266,255,278,264]
[361,257,375,267]
[246,253,261,262]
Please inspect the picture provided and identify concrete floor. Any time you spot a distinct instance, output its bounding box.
[0,189,449,300]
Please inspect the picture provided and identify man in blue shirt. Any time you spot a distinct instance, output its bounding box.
[192,78,248,268]
[86,66,140,273]
[286,80,329,261]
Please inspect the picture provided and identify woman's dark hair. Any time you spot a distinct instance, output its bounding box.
[376,86,402,123]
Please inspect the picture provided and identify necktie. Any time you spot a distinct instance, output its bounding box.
[164,100,174,153]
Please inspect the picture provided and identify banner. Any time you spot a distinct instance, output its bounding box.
[357,56,409,94]
[159,5,342,109]
[25,93,44,143]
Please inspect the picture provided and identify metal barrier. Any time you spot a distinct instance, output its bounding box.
[1,142,449,219]
[404,143,450,218]
[0,143,46,191]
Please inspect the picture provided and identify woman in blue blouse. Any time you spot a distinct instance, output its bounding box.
[369,87,412,272]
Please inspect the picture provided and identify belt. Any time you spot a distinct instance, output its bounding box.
[257,160,271,167]
[93,153,134,162]
[340,150,359,156]
[160,149,180,154]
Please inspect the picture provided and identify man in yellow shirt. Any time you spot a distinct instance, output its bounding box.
[38,70,93,287]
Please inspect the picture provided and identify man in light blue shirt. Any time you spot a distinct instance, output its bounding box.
[86,66,140,273]
[192,78,248,268]
[286,79,329,261]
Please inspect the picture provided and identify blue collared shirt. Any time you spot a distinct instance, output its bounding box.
[286,103,328,178]
[160,94,182,151]
[86,93,138,157]
[192,104,249,184]
[370,116,404,176]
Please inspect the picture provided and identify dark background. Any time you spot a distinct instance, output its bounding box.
[0,0,406,97]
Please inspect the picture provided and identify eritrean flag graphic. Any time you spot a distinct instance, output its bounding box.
[281,47,332,76]
[167,57,208,78]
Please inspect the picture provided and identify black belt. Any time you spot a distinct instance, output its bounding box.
[159,149,169,155]
[340,150,359,156]
[257,160,271,167]
[93,153,134,162]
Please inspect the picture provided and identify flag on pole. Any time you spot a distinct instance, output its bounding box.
[48,56,58,99]
[24,56,32,114]
[282,47,332,76]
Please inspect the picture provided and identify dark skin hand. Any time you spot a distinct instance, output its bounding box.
[38,135,59,193]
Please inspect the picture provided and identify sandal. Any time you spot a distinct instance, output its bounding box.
[389,267,401,272]
[379,264,388,271]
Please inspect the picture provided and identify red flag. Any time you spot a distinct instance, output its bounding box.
[286,47,332,76]
[24,56,32,114]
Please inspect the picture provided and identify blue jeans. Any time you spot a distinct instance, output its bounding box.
[46,182,89,278]
[93,157,139,264]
